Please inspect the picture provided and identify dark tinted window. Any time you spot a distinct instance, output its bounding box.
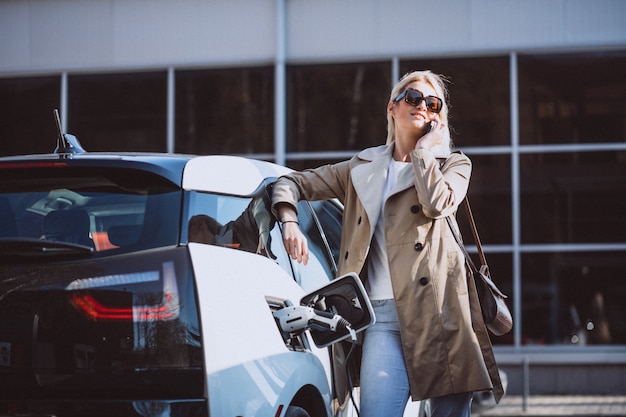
[286,201,337,292]
[310,199,343,270]
[0,76,60,156]
[520,151,626,244]
[518,51,626,145]
[286,62,390,153]
[522,252,626,345]
[68,72,167,152]
[0,165,181,257]
[185,183,281,259]
[175,67,274,155]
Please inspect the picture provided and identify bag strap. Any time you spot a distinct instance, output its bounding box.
[446,197,490,277]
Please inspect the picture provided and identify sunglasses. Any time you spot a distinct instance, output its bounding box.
[394,88,443,114]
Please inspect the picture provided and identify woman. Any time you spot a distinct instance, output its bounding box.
[272,70,503,417]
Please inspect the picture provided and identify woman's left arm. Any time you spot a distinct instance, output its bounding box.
[410,148,472,219]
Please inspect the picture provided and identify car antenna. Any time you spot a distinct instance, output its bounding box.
[53,109,85,154]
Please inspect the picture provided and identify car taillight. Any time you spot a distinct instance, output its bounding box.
[68,261,180,321]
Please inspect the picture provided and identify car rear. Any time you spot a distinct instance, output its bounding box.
[0,155,207,416]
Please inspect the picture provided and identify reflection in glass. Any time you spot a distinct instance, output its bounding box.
[186,186,276,259]
[175,67,274,155]
[520,151,626,244]
[0,76,60,156]
[287,62,390,152]
[68,72,167,152]
[518,51,626,145]
[522,252,626,345]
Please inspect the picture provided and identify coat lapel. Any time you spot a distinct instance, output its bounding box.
[350,145,392,234]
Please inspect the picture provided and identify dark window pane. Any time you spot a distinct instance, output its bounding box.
[286,157,349,172]
[400,57,510,147]
[68,72,167,152]
[519,51,626,145]
[287,62,390,152]
[458,153,512,244]
[522,252,626,345]
[0,76,60,156]
[310,200,343,271]
[520,151,626,243]
[175,67,274,155]
[292,201,335,293]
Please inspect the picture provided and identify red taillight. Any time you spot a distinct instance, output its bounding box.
[68,261,179,321]
[71,292,178,321]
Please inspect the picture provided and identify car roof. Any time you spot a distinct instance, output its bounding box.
[183,155,291,195]
[0,152,291,196]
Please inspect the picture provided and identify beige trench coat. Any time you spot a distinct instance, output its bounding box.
[272,143,504,403]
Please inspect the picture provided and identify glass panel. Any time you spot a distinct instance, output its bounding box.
[289,201,336,293]
[68,72,167,152]
[400,56,510,147]
[457,153,512,244]
[520,151,626,243]
[286,157,347,172]
[185,188,279,259]
[522,252,626,345]
[0,76,60,156]
[310,200,343,270]
[0,166,181,256]
[518,51,626,145]
[286,62,390,152]
[175,67,274,155]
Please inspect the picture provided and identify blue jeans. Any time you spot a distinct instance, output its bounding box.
[359,299,473,417]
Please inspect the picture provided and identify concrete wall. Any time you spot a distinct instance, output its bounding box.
[1,0,625,74]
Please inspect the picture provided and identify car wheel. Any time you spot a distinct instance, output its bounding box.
[285,406,310,417]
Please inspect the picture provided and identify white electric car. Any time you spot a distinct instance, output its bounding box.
[0,127,379,417]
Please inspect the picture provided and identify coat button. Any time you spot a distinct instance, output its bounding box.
[411,205,420,213]
[419,277,429,286]
[414,242,424,251]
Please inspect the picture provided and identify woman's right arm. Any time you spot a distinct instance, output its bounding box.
[271,160,351,265]
[275,202,309,265]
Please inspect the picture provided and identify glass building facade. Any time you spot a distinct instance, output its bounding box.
[2,50,626,350]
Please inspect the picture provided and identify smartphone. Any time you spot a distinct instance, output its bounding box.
[428,121,435,133]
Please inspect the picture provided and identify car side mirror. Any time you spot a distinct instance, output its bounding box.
[300,272,375,348]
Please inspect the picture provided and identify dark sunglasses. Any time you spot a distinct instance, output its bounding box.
[394,88,443,114]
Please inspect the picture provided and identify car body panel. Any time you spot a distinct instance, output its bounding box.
[182,155,291,194]
[207,352,331,417]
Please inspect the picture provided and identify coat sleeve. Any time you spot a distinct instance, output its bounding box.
[271,159,352,217]
[410,149,472,219]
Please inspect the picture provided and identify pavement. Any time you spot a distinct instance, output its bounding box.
[473,395,626,416]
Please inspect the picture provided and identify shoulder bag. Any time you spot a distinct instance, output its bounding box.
[446,198,513,336]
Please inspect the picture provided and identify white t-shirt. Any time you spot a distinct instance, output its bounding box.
[367,159,411,300]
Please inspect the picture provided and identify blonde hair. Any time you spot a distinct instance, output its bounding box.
[386,70,452,148]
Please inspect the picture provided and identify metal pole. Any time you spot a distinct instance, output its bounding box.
[274,0,286,166]
[523,355,529,411]
[167,67,175,154]
[510,51,522,349]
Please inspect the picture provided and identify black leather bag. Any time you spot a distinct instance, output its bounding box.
[447,199,513,336]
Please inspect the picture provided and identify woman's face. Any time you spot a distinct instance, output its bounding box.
[389,80,441,136]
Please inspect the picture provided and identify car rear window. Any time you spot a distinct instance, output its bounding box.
[0,165,182,258]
